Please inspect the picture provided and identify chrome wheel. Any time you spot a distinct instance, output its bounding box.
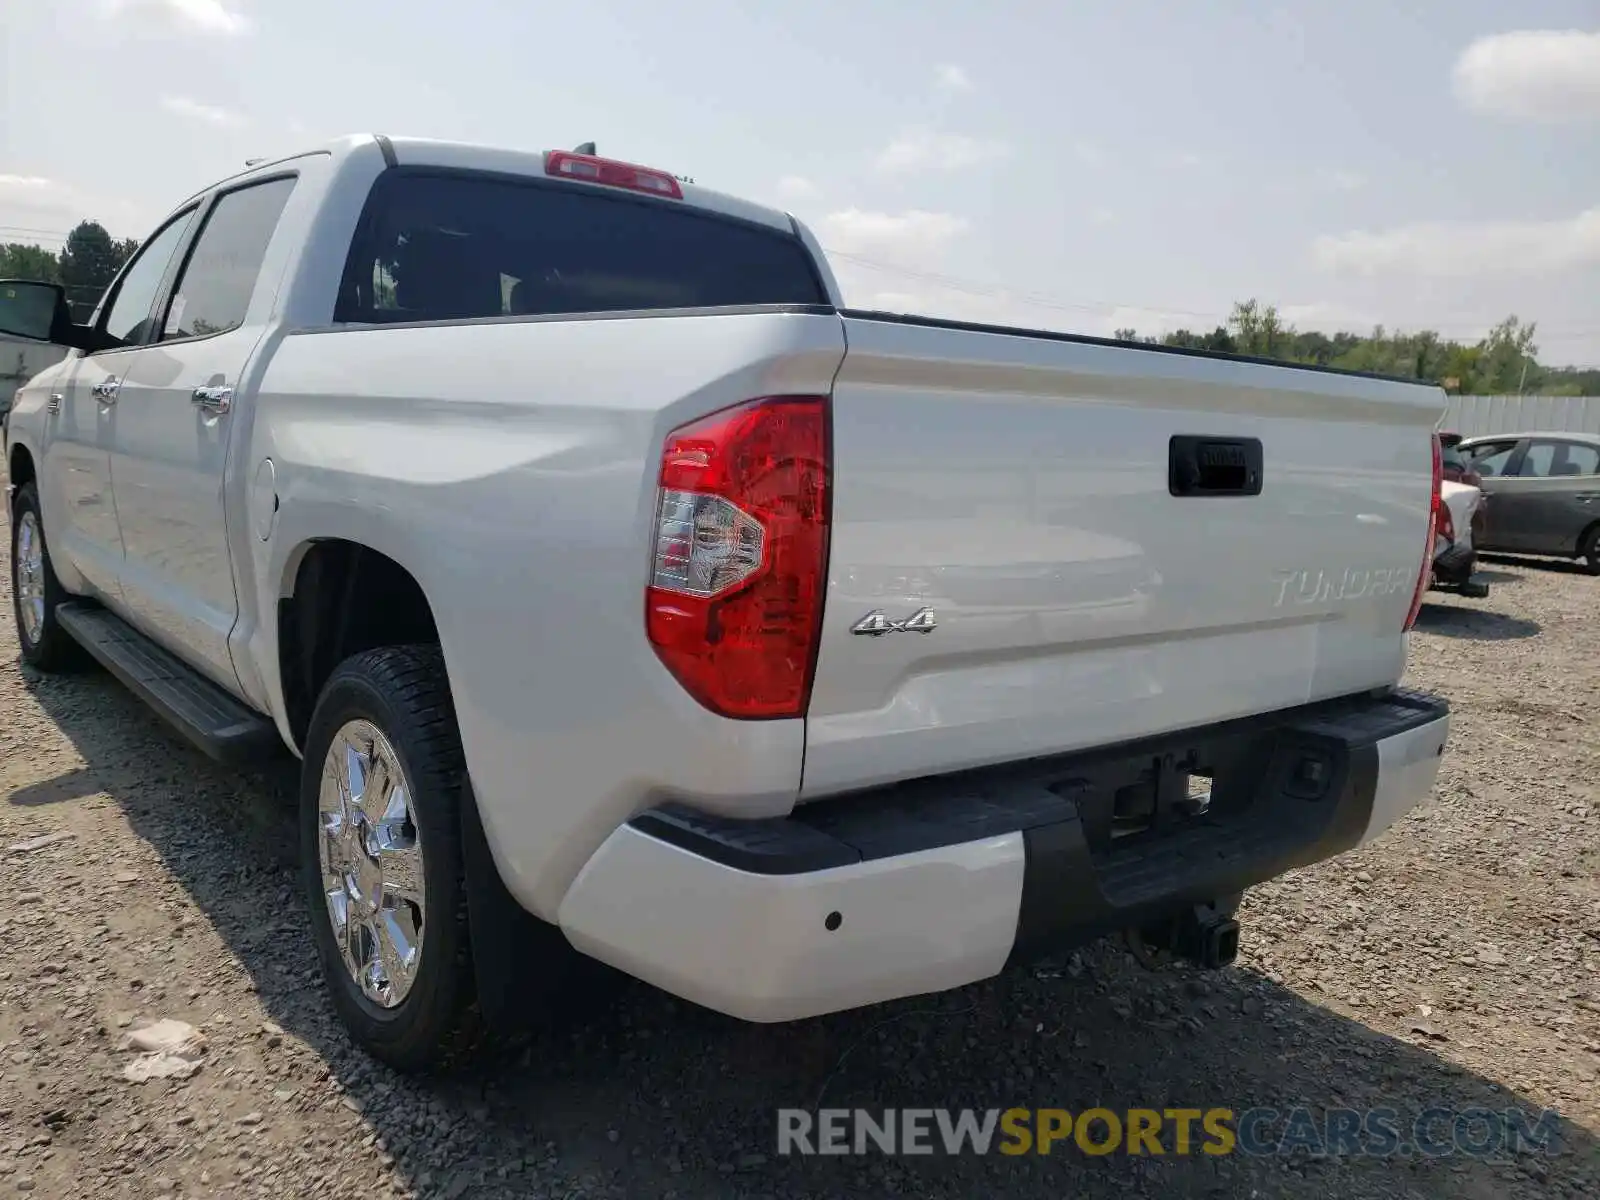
[317,720,427,1009]
[15,509,46,647]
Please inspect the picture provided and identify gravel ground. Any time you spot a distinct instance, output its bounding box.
[1,489,1597,1198]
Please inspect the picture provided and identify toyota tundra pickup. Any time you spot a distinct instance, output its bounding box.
[2,135,1451,1071]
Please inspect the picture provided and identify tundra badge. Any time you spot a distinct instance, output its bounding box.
[851,607,937,636]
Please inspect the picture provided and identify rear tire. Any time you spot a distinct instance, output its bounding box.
[1581,526,1600,576]
[9,482,87,672]
[300,644,483,1072]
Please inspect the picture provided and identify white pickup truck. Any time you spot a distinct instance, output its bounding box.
[2,136,1451,1071]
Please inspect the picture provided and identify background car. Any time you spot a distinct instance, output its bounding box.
[1458,431,1600,575]
[1439,432,1483,487]
[1432,476,1490,598]
[1440,435,1488,544]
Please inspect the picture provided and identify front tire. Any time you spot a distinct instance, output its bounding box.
[9,481,86,672]
[300,644,482,1072]
[1581,526,1600,576]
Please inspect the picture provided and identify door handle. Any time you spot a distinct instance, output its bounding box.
[92,376,121,404]
[191,385,233,415]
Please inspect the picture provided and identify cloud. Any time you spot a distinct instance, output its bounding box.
[875,129,1009,174]
[160,94,247,128]
[811,211,1222,337]
[1317,168,1366,192]
[774,175,819,203]
[1276,301,1377,332]
[0,175,84,225]
[1088,207,1117,226]
[1312,207,1600,277]
[1065,141,1106,172]
[935,64,973,92]
[1453,30,1600,122]
[1094,305,1230,339]
[815,209,969,267]
[0,175,150,242]
[811,208,1041,325]
[103,0,252,36]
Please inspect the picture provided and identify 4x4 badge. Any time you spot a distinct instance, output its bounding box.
[850,607,937,636]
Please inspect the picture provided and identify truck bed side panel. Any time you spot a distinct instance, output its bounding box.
[247,309,847,919]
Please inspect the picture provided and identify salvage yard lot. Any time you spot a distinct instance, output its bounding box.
[1,492,1596,1197]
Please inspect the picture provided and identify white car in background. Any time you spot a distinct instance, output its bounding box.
[1432,471,1490,599]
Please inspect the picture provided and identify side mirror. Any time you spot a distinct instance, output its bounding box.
[0,280,99,350]
[0,280,70,342]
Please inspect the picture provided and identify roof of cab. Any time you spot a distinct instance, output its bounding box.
[379,135,797,234]
[175,134,799,235]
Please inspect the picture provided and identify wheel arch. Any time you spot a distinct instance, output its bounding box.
[276,538,442,751]
[7,441,36,498]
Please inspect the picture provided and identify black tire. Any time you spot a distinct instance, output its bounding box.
[300,644,482,1072]
[1581,526,1600,576]
[9,481,87,672]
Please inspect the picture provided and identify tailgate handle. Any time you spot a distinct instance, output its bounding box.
[1168,435,1263,497]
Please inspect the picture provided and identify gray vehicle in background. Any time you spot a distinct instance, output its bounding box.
[1459,432,1600,574]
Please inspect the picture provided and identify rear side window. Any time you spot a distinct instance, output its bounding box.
[1515,441,1557,478]
[162,176,297,341]
[1467,441,1518,477]
[1558,442,1600,476]
[335,170,826,324]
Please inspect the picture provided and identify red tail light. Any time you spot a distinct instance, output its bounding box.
[645,397,830,718]
[1404,432,1443,631]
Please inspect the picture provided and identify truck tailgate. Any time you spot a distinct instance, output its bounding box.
[801,314,1445,798]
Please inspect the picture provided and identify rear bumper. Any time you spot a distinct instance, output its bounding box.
[557,689,1449,1022]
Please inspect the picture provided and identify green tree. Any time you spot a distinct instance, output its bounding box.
[1149,300,1588,395]
[1227,299,1289,357]
[0,242,61,283]
[58,220,123,321]
[1477,315,1538,394]
[1164,326,1237,353]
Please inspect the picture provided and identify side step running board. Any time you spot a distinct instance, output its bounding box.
[56,604,282,766]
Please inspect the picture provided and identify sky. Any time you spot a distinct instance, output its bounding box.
[2,0,1599,366]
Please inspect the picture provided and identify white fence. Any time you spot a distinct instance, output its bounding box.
[1443,394,1600,438]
